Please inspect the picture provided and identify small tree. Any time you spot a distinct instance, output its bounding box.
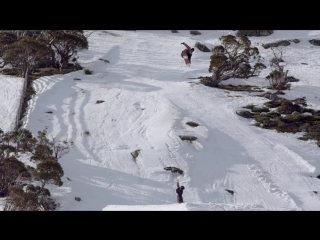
[0,156,29,196]
[39,30,88,69]
[266,47,290,92]
[4,185,41,211]
[0,37,54,77]
[31,144,54,162]
[32,130,53,162]
[19,136,37,153]
[33,159,64,195]
[33,129,70,161]
[0,144,16,162]
[51,137,70,159]
[202,33,266,87]
[0,31,18,59]
[36,129,51,146]
[1,130,16,146]
[7,128,35,152]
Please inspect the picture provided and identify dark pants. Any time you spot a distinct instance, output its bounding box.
[187,54,191,63]
[181,51,191,63]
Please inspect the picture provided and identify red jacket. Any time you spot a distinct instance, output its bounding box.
[182,42,193,55]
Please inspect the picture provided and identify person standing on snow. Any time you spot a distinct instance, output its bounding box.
[176,179,185,203]
[181,42,194,64]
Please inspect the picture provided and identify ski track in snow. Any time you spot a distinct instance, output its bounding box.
[20,30,320,210]
[173,81,320,210]
[0,76,24,132]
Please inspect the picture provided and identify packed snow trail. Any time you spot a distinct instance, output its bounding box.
[0,76,24,132]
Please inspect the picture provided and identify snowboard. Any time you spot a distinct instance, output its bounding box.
[182,54,190,67]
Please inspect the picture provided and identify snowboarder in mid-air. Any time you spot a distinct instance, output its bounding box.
[176,179,185,203]
[181,42,194,65]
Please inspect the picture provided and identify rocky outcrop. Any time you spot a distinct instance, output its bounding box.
[190,30,201,35]
[164,166,184,175]
[309,39,320,46]
[131,149,141,159]
[225,189,234,195]
[186,121,200,127]
[236,110,253,119]
[237,30,273,37]
[195,42,211,52]
[179,135,197,142]
[262,39,300,49]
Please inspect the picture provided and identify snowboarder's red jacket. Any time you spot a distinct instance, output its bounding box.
[182,42,193,56]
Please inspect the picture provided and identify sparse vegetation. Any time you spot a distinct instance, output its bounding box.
[217,84,264,92]
[265,48,293,92]
[243,104,270,113]
[201,33,266,87]
[0,128,70,210]
[240,95,320,144]
[84,69,93,75]
[0,30,87,77]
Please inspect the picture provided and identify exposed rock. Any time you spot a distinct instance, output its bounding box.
[225,189,234,195]
[164,166,184,175]
[264,99,282,108]
[99,58,110,63]
[263,92,279,100]
[171,30,179,33]
[270,93,279,100]
[286,76,299,82]
[292,97,306,106]
[190,30,201,35]
[237,30,273,37]
[236,110,253,119]
[309,39,320,46]
[262,39,300,49]
[262,40,290,49]
[75,197,81,202]
[179,135,197,142]
[274,91,285,95]
[304,108,315,114]
[186,121,199,127]
[259,92,272,99]
[131,149,141,159]
[297,136,309,141]
[195,42,211,52]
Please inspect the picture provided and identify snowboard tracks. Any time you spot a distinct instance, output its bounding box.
[244,164,300,210]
